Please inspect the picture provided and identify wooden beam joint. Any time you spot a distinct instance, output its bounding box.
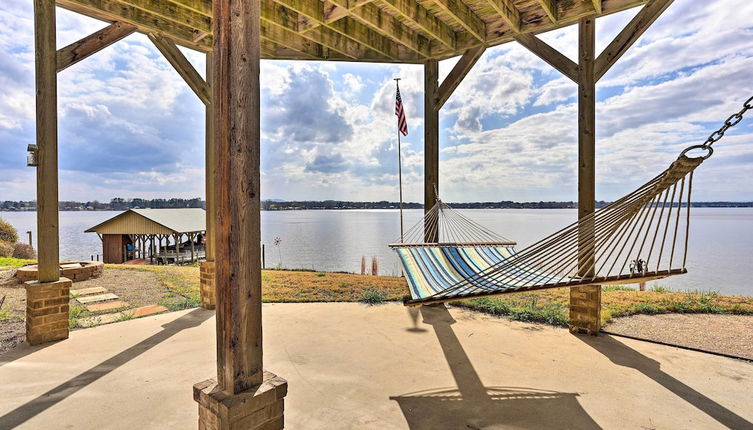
[594,0,674,81]
[514,33,578,82]
[148,33,211,105]
[435,46,485,111]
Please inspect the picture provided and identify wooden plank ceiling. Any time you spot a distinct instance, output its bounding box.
[56,0,649,63]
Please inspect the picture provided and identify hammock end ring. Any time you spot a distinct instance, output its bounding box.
[679,144,713,160]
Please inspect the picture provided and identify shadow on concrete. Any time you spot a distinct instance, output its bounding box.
[0,339,53,368]
[391,304,601,429]
[0,308,213,429]
[578,333,752,429]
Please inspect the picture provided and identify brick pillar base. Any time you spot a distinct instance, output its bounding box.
[25,277,71,345]
[569,285,601,335]
[199,261,216,310]
[194,371,287,430]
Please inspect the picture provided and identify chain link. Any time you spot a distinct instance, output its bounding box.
[702,96,753,148]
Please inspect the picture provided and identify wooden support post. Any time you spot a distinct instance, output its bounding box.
[205,52,216,262]
[190,233,196,262]
[34,0,60,283]
[28,0,69,347]
[424,59,439,243]
[175,233,181,265]
[57,22,136,72]
[199,53,217,309]
[570,16,601,335]
[195,0,287,426]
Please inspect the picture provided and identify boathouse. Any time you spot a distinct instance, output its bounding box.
[85,208,206,264]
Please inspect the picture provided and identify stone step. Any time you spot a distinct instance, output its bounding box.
[76,293,119,304]
[86,300,128,312]
[130,305,169,318]
[76,305,169,328]
[77,312,125,328]
[71,287,108,296]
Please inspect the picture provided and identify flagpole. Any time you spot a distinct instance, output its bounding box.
[394,78,404,243]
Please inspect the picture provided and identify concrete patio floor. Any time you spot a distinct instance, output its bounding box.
[0,303,751,429]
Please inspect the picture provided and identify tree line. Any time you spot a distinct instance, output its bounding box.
[0,198,204,211]
[1,198,751,212]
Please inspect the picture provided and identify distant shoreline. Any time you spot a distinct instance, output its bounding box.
[2,200,753,212]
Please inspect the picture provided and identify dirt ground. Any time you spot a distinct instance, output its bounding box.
[72,268,179,308]
[0,268,184,354]
[605,313,753,360]
[0,272,25,354]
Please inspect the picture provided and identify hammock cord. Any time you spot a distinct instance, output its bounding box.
[392,96,753,304]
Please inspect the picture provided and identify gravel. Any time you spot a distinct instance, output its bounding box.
[605,313,753,360]
[72,269,177,308]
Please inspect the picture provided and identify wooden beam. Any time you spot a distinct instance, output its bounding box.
[261,0,362,59]
[485,0,520,32]
[164,0,211,16]
[514,33,578,82]
[326,18,401,60]
[424,60,439,243]
[592,0,603,14]
[34,0,60,283]
[148,33,211,105]
[432,0,486,42]
[346,3,431,57]
[273,0,402,60]
[56,21,136,72]
[260,21,325,59]
[116,0,211,32]
[570,16,600,336]
[213,0,264,394]
[205,52,215,261]
[595,0,674,81]
[57,0,212,52]
[483,0,649,51]
[537,0,558,23]
[381,0,456,50]
[435,46,485,111]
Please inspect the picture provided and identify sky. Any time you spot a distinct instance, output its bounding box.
[0,1,751,204]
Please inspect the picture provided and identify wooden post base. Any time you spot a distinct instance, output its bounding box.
[569,285,601,335]
[193,371,287,430]
[199,261,216,310]
[25,277,71,345]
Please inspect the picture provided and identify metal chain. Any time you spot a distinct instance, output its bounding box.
[703,95,753,148]
[680,95,753,159]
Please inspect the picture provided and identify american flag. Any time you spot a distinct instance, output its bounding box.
[395,84,408,136]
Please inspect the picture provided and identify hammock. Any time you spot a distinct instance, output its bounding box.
[391,96,752,306]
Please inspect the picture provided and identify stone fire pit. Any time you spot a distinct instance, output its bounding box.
[16,261,105,283]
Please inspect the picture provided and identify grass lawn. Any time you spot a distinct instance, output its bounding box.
[0,258,34,269]
[109,264,753,327]
[108,264,406,304]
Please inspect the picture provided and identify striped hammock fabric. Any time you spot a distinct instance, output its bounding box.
[394,245,566,301]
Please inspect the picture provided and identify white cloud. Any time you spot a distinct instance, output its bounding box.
[0,0,752,203]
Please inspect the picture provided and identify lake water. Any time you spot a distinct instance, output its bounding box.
[2,208,752,297]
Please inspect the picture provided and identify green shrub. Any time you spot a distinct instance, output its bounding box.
[12,243,36,259]
[0,218,18,244]
[360,289,387,305]
[649,285,669,293]
[0,241,13,258]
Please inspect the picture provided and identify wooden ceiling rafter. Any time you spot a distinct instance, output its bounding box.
[55,0,651,63]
